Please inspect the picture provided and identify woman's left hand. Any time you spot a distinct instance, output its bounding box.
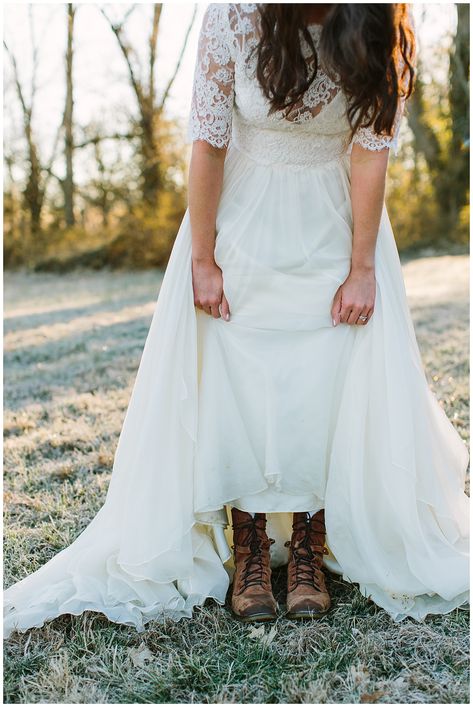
[331,266,376,326]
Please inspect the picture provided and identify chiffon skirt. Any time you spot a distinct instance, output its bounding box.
[4,144,470,638]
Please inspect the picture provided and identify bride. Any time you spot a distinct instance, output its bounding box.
[4,3,469,636]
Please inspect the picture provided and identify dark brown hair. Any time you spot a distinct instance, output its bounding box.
[253,3,416,141]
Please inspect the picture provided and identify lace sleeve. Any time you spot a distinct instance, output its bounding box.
[186,4,236,149]
[350,96,406,156]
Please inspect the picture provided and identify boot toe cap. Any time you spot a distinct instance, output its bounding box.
[232,593,278,620]
[232,602,278,621]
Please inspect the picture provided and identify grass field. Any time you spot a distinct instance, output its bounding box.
[3,254,469,704]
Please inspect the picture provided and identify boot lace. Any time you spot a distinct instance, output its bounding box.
[232,517,274,590]
[284,512,328,589]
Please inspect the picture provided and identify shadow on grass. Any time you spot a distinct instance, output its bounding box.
[4,290,160,335]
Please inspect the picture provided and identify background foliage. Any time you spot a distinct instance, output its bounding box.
[3,3,470,270]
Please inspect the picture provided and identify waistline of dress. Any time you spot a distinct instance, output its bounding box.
[229,113,351,170]
[229,131,349,171]
[228,139,349,172]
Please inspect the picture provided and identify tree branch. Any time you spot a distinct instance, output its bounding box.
[28,5,39,114]
[148,4,162,109]
[100,6,145,109]
[4,41,30,120]
[73,132,137,149]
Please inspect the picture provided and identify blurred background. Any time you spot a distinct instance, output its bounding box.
[3,2,470,271]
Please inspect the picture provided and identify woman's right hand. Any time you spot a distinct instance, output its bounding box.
[192,257,231,321]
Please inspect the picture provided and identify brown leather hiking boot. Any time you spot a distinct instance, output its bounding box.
[285,510,331,619]
[230,507,278,622]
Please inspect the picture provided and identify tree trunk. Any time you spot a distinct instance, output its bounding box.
[22,108,44,237]
[140,107,161,207]
[5,45,45,236]
[406,5,469,243]
[445,3,469,234]
[433,3,470,240]
[102,4,195,209]
[64,4,76,226]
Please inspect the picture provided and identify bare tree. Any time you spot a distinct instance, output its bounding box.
[100,4,197,208]
[3,8,62,239]
[447,3,469,229]
[4,17,43,235]
[64,3,76,226]
[407,4,469,240]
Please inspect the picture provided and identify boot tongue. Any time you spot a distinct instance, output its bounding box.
[292,531,325,566]
[236,523,268,550]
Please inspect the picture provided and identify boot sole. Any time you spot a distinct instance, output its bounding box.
[231,610,277,623]
[285,608,329,620]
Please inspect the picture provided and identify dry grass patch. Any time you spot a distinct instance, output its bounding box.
[4,256,469,704]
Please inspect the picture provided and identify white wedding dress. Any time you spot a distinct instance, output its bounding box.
[4,3,469,639]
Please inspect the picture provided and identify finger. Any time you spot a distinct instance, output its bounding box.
[339,304,352,324]
[358,308,372,325]
[347,307,363,325]
[220,293,231,321]
[365,307,374,324]
[331,287,342,326]
[210,303,221,319]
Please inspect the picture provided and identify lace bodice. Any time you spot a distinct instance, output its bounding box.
[187,3,406,167]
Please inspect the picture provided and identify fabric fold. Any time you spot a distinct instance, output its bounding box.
[4,149,469,639]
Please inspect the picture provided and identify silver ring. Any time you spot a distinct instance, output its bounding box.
[358,315,368,321]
